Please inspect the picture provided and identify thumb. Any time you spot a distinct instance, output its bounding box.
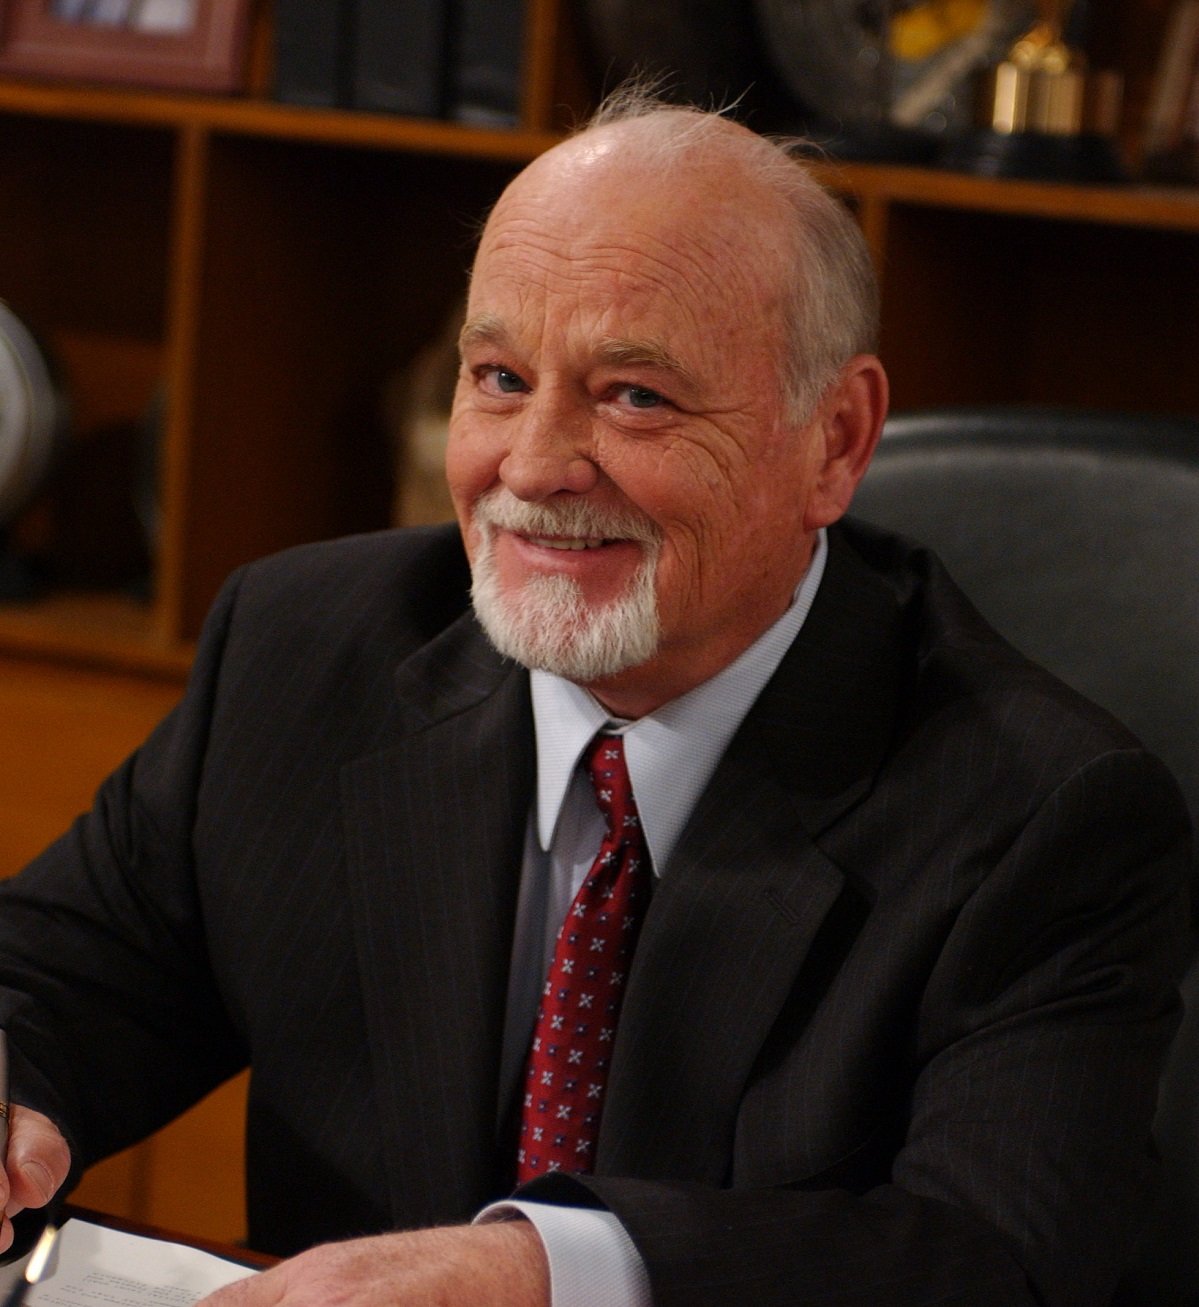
[3,1106,70,1239]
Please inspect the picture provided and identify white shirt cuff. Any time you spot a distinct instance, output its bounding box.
[475,1198,652,1307]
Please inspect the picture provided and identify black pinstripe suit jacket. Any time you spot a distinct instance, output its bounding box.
[0,519,1189,1306]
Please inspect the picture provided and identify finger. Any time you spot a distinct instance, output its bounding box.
[5,1106,70,1217]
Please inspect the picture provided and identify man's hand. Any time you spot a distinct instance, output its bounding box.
[1,1105,71,1253]
[200,1220,550,1307]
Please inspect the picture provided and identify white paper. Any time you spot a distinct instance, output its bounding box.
[0,1218,257,1306]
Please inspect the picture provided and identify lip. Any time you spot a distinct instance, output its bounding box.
[497,527,644,581]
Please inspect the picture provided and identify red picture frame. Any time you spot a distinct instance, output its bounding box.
[0,0,253,94]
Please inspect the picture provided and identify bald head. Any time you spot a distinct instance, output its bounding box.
[477,93,879,421]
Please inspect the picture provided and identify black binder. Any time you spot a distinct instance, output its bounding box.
[351,0,451,118]
[450,0,526,126]
[275,0,355,108]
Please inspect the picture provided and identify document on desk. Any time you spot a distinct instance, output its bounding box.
[0,1217,257,1306]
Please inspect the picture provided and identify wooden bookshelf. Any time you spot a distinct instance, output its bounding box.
[1,5,1198,676]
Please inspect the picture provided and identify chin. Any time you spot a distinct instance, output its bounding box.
[472,567,661,683]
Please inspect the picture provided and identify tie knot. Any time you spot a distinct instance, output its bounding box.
[584,734,639,834]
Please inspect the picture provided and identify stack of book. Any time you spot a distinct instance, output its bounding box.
[1142,0,1199,181]
[274,0,525,126]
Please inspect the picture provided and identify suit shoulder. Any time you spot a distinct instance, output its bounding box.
[827,523,1190,909]
[235,523,469,596]
[224,524,472,648]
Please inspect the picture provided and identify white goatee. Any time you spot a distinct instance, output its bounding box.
[468,488,663,682]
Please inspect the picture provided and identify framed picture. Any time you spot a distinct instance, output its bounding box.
[0,0,253,93]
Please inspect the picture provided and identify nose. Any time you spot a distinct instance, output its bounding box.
[498,389,599,501]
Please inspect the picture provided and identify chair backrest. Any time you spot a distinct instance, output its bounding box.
[851,406,1199,1306]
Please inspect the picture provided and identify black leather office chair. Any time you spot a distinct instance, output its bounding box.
[850,406,1199,1306]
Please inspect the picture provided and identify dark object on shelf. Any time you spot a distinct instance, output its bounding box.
[940,126,1127,180]
[1143,142,1199,183]
[791,122,940,165]
[0,309,154,603]
[0,303,68,529]
[277,0,525,125]
[1141,0,1199,185]
[275,0,355,108]
[0,303,70,601]
[450,0,524,126]
[0,530,48,602]
[44,415,157,596]
[755,0,1031,161]
[576,0,783,123]
[351,0,450,117]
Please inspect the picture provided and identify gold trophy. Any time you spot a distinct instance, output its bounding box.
[945,0,1126,180]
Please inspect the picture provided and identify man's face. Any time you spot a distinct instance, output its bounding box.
[447,133,829,716]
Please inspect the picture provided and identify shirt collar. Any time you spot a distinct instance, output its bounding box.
[531,529,828,871]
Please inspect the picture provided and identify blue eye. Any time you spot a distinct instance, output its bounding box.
[494,368,526,393]
[625,386,663,409]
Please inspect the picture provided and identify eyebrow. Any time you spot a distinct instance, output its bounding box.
[456,318,701,399]
[458,313,508,357]
[593,338,703,404]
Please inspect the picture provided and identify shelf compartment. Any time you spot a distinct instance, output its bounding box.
[877,202,1199,413]
[163,133,518,640]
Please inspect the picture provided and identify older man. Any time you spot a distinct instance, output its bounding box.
[0,93,1189,1307]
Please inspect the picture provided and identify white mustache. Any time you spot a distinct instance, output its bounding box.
[473,489,661,546]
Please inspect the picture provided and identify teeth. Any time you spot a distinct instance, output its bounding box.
[527,536,606,551]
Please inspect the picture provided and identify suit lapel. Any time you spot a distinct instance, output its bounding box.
[340,614,533,1225]
[599,530,904,1181]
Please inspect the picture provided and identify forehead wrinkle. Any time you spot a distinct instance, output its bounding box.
[484,193,770,317]
[586,230,747,314]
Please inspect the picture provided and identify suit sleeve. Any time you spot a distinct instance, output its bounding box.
[523,747,1192,1307]
[0,570,250,1180]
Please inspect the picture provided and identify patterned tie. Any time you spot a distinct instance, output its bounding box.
[516,733,652,1181]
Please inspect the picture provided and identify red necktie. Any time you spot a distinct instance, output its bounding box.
[516,733,652,1181]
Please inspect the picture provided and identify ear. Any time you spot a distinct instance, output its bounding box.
[802,355,889,532]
